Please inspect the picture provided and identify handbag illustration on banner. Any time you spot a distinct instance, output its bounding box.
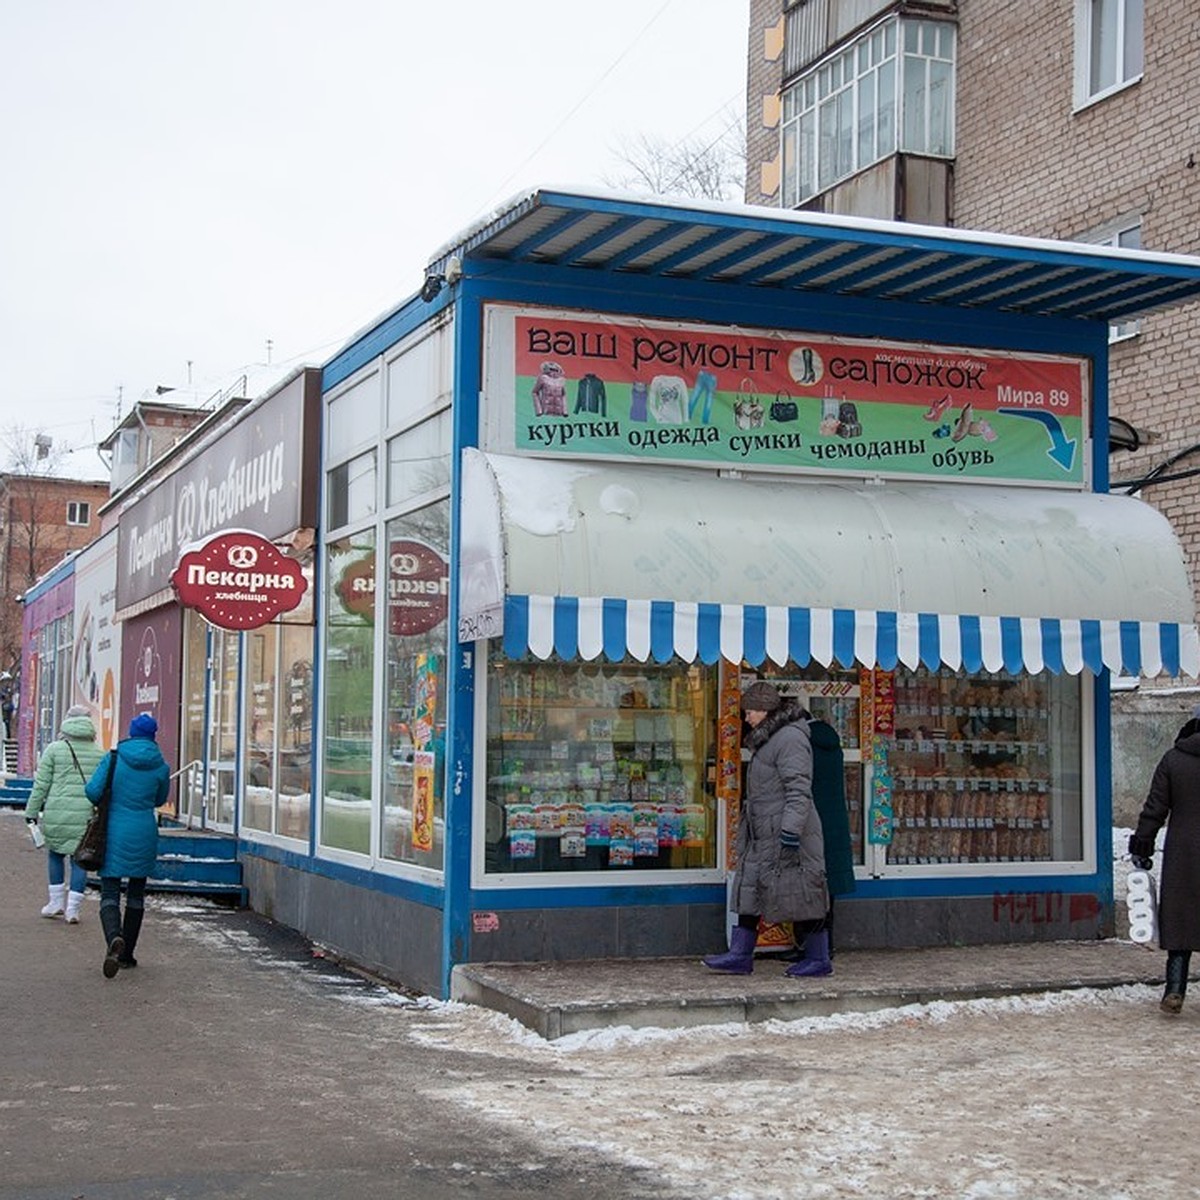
[770,389,798,423]
[73,747,117,873]
[733,377,765,430]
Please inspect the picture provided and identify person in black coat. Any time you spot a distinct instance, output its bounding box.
[1129,707,1200,1014]
[785,710,856,975]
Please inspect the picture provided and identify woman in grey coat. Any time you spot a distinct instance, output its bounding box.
[1129,711,1200,1013]
[704,681,829,975]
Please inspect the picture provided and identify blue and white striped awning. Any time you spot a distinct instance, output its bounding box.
[501,595,1200,677]
[459,451,1200,678]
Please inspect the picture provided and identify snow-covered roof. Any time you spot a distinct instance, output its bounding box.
[423,185,1200,324]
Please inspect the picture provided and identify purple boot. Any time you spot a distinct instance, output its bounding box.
[785,929,832,978]
[703,925,757,974]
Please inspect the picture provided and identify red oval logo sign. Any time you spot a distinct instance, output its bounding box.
[171,531,306,630]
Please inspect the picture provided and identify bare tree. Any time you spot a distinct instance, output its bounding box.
[605,108,746,203]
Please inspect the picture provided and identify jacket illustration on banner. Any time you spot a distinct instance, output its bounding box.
[648,375,688,424]
[574,373,607,417]
[532,361,568,417]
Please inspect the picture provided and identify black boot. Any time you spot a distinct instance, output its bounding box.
[100,903,124,980]
[119,907,144,968]
[1162,951,1190,1014]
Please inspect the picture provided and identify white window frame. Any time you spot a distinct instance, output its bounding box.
[1073,0,1143,110]
[66,500,90,526]
[780,16,955,209]
[1083,218,1143,342]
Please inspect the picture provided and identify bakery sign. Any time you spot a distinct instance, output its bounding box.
[170,530,306,630]
[334,538,448,636]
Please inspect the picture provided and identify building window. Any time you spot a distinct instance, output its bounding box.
[1074,0,1143,108]
[321,529,376,856]
[381,501,449,870]
[66,501,90,526]
[1085,220,1143,341]
[780,16,955,208]
[483,652,718,877]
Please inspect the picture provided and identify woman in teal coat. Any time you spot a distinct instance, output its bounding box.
[85,713,170,979]
[24,705,105,923]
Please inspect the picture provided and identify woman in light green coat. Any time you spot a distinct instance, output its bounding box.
[24,705,105,922]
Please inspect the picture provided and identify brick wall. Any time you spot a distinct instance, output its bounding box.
[745,0,784,204]
[953,0,1200,608]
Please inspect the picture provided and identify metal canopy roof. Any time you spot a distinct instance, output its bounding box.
[428,188,1200,324]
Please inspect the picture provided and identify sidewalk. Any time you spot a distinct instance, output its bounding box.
[4,808,1164,1043]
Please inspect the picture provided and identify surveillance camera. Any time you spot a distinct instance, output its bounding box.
[420,274,445,303]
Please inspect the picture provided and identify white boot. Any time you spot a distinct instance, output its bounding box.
[65,890,86,924]
[41,883,66,918]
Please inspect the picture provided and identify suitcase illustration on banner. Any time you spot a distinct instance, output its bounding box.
[836,399,862,438]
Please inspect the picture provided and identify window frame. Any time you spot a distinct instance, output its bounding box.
[1073,0,1144,111]
[1082,217,1144,342]
[66,500,90,526]
[780,15,955,209]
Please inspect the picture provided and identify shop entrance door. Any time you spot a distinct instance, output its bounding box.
[204,627,240,832]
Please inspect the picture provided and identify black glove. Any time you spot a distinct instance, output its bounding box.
[1128,834,1155,871]
[24,816,35,825]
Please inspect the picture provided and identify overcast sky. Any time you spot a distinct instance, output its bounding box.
[0,1,748,476]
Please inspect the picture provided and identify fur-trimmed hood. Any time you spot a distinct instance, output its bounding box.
[745,700,810,752]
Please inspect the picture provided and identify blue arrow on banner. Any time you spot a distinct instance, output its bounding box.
[996,407,1077,472]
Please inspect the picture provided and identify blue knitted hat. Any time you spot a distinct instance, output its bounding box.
[129,713,158,739]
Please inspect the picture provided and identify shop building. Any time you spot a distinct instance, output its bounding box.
[110,368,321,827]
[231,188,1200,999]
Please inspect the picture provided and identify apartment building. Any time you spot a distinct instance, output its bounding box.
[746,0,1200,802]
[0,472,108,677]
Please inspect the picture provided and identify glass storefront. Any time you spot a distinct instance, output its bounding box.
[886,666,1082,866]
[381,502,449,870]
[484,650,719,874]
[481,654,1086,880]
[322,530,375,854]
[242,611,314,842]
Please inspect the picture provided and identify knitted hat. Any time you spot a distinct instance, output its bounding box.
[128,713,158,739]
[741,681,782,713]
[65,704,90,718]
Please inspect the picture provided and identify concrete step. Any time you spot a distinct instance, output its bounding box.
[0,777,33,808]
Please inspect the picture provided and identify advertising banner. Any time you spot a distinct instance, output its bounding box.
[489,307,1089,487]
[116,369,320,611]
[72,531,121,749]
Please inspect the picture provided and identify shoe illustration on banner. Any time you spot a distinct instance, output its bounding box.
[923,394,951,422]
[951,403,974,442]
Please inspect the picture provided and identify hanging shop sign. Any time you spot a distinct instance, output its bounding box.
[333,539,449,636]
[487,306,1090,487]
[171,530,306,630]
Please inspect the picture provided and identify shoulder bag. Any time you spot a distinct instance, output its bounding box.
[72,748,116,873]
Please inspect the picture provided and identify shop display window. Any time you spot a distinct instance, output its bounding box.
[886,667,1083,866]
[484,651,718,874]
[243,621,314,842]
[321,530,375,855]
[381,502,449,870]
